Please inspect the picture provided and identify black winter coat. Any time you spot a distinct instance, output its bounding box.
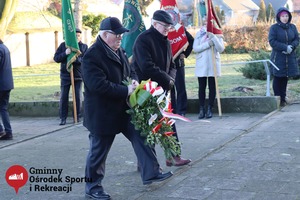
[82,36,138,135]
[131,26,176,91]
[53,41,88,84]
[0,42,14,91]
[268,7,299,77]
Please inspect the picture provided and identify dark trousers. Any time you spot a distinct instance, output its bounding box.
[169,90,182,157]
[59,80,82,120]
[198,77,216,107]
[172,66,187,115]
[0,90,12,134]
[273,76,288,102]
[85,121,160,193]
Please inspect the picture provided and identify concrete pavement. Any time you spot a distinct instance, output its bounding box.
[1,101,300,200]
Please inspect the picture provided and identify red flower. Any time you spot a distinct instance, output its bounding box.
[158,117,166,123]
[152,123,162,133]
[164,132,175,137]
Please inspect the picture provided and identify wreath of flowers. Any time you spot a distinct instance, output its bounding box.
[125,79,190,160]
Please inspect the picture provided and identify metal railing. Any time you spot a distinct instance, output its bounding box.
[221,59,279,96]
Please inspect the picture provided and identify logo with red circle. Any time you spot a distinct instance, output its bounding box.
[5,165,28,194]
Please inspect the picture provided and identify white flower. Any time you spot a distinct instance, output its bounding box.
[148,114,158,125]
[167,119,176,126]
[151,86,164,97]
[156,93,166,104]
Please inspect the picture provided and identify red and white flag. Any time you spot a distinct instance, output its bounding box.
[206,0,222,35]
[160,0,189,59]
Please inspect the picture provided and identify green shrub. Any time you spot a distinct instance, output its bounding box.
[83,13,107,37]
[224,44,248,54]
[236,50,271,80]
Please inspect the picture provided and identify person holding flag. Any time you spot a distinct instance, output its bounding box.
[54,0,88,125]
[193,0,225,119]
[171,20,194,117]
[131,10,191,167]
[160,0,193,116]
[54,28,88,125]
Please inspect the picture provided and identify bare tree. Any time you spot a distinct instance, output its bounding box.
[74,0,82,29]
[0,0,18,38]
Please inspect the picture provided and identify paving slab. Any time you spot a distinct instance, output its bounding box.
[1,102,300,199]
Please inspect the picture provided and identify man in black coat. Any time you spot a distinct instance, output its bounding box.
[0,39,14,140]
[82,17,173,200]
[131,10,191,167]
[53,28,88,125]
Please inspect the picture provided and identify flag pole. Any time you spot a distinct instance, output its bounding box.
[70,68,78,123]
[205,0,222,118]
[211,47,222,118]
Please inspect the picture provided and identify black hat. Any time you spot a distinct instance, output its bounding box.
[99,17,129,34]
[76,28,82,33]
[153,10,174,25]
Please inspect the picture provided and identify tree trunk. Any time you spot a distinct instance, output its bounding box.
[74,0,82,30]
[0,0,18,39]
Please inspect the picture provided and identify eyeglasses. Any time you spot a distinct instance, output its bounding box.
[156,21,174,30]
[106,31,123,38]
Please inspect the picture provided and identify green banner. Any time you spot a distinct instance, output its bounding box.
[121,0,146,60]
[61,0,81,72]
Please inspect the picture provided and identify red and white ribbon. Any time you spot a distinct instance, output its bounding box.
[159,108,192,122]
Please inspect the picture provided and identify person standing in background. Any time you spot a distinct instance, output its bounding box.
[193,18,225,119]
[268,7,299,107]
[0,39,14,140]
[54,28,88,125]
[171,27,194,117]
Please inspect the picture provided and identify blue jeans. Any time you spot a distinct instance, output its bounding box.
[59,80,82,120]
[0,90,12,134]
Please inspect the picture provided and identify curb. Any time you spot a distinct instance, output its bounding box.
[9,96,280,117]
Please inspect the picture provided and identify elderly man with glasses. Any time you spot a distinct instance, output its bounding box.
[131,10,191,167]
[82,16,173,200]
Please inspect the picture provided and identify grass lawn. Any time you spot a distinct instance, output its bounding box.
[12,64,61,102]
[10,53,300,102]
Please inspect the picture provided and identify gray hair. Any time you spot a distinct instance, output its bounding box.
[151,19,159,26]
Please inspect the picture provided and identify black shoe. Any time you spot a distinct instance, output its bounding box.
[0,133,13,140]
[198,106,205,119]
[0,131,6,138]
[206,106,213,118]
[143,171,173,185]
[59,119,66,126]
[85,191,111,200]
[280,100,287,107]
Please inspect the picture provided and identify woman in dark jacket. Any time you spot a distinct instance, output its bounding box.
[268,7,299,106]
